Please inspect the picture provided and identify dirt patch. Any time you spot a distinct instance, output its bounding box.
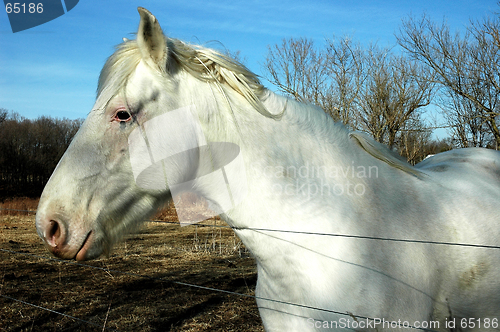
[0,202,264,331]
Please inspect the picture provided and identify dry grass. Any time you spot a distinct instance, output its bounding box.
[0,199,263,331]
[0,197,39,216]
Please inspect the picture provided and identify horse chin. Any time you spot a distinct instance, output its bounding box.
[75,231,105,261]
[78,194,166,261]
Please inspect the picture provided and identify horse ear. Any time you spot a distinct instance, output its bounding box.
[137,7,167,72]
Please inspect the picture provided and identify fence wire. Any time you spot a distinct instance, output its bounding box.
[0,293,119,331]
[2,207,500,250]
[1,247,441,332]
[2,206,500,331]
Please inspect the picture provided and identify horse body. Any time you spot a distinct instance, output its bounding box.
[35,8,500,331]
[235,98,500,330]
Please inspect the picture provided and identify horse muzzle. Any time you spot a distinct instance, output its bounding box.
[36,211,98,261]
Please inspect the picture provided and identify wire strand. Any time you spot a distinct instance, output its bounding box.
[149,217,500,250]
[0,247,439,332]
[2,207,500,250]
[0,294,119,331]
[2,207,498,331]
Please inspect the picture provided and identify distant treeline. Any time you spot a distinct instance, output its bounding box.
[0,109,83,199]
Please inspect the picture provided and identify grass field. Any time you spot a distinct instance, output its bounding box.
[0,198,263,331]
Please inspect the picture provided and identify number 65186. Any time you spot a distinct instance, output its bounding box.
[5,3,44,14]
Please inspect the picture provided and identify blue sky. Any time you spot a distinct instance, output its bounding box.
[0,0,498,124]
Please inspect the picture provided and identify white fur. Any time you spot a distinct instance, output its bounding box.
[36,8,500,331]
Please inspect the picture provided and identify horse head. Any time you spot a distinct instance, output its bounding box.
[35,8,254,260]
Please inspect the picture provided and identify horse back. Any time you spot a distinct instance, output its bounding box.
[416,148,500,187]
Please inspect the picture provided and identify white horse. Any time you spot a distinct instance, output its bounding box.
[36,8,500,331]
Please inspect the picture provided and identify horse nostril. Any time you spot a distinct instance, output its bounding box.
[47,220,62,247]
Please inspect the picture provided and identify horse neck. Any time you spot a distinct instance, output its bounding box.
[198,89,389,229]
[193,86,356,160]
[245,92,361,176]
[184,86,421,267]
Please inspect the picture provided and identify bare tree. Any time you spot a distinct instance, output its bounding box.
[0,110,82,197]
[358,50,434,149]
[440,90,491,148]
[398,14,500,149]
[263,38,331,113]
[263,36,435,158]
[264,37,365,128]
[324,36,366,126]
[398,113,433,164]
[0,108,7,125]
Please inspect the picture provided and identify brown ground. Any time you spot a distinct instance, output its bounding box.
[0,198,264,331]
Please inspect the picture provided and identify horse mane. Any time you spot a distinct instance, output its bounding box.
[98,38,280,119]
[98,37,424,178]
[349,132,426,179]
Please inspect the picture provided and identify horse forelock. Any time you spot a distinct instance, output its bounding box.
[97,40,142,103]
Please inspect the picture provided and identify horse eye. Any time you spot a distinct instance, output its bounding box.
[115,110,131,122]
